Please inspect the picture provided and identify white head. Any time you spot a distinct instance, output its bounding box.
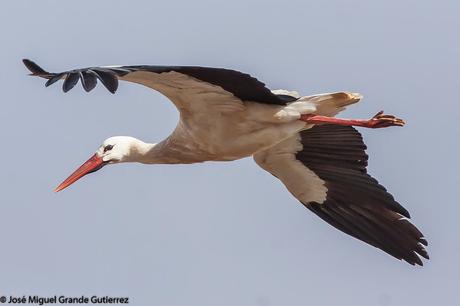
[55,136,150,192]
[98,136,149,163]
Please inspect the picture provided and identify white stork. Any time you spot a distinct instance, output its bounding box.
[23,59,428,266]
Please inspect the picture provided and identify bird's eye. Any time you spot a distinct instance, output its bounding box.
[103,144,114,153]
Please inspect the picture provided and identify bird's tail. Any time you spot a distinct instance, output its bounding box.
[297,92,362,117]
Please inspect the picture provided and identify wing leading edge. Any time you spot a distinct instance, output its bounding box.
[23,59,288,105]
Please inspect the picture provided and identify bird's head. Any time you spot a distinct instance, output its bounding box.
[54,136,146,192]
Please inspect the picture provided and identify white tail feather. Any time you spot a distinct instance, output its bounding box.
[296,92,362,116]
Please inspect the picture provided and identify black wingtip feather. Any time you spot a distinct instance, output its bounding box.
[45,73,66,87]
[419,237,428,246]
[80,71,97,92]
[62,73,79,93]
[298,125,429,266]
[23,59,49,76]
[23,60,121,94]
[91,69,118,93]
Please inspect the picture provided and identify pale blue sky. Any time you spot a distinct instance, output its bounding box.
[1,1,459,305]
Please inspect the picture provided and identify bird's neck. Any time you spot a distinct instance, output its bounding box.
[125,140,162,164]
[130,137,206,165]
[128,139,188,164]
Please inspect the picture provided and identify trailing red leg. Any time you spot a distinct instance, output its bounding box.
[300,111,405,128]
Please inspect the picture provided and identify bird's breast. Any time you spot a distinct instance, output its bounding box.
[167,108,306,162]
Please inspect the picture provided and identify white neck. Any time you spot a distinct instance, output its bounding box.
[109,132,208,165]
[118,139,162,164]
[125,138,197,164]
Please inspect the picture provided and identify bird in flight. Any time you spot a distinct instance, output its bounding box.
[23,59,428,265]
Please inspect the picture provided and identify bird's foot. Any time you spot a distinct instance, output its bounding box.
[300,111,405,129]
[364,111,405,128]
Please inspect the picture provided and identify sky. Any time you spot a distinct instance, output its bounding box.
[1,1,459,305]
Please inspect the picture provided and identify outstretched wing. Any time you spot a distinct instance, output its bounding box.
[23,59,288,113]
[254,125,428,265]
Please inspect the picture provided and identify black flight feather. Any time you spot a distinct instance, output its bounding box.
[296,125,428,265]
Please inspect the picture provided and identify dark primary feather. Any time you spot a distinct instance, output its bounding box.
[80,71,97,92]
[297,125,428,265]
[22,59,287,105]
[62,73,79,93]
[45,73,65,87]
[23,59,48,75]
[89,68,119,93]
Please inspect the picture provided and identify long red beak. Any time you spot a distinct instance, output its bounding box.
[55,154,106,192]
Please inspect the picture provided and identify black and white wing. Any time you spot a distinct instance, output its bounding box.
[23,59,289,113]
[254,125,429,265]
